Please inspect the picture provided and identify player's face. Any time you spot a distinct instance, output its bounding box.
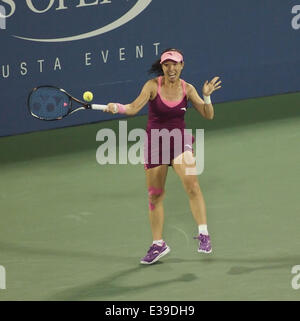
[162,60,184,82]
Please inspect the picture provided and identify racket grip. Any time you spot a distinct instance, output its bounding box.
[91,104,107,111]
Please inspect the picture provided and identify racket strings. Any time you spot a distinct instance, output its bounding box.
[29,87,71,120]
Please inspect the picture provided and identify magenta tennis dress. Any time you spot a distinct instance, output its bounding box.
[144,76,194,169]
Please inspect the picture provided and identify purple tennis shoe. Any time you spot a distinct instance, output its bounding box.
[140,242,170,264]
[194,234,212,253]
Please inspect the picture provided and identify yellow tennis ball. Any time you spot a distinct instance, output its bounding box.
[83,91,93,102]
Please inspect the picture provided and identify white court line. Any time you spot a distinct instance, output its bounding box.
[80,212,94,216]
[171,225,190,246]
[64,215,87,223]
[286,133,300,139]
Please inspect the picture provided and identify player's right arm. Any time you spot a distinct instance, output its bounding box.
[105,79,156,115]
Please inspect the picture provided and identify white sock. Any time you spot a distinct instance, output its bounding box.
[153,239,164,246]
[198,224,208,235]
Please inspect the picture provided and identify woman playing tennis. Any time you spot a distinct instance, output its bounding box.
[105,48,221,264]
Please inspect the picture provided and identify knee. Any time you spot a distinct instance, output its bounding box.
[185,181,201,199]
[148,187,165,210]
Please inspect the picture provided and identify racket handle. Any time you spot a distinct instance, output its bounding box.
[91,104,107,111]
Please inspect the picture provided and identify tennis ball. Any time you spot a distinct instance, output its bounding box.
[83,91,93,102]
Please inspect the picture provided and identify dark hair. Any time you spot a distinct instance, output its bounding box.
[148,48,184,75]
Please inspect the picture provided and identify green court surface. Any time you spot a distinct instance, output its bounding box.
[0,93,299,301]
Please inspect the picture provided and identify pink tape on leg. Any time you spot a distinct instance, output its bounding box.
[148,187,163,211]
[149,202,155,211]
[148,187,163,196]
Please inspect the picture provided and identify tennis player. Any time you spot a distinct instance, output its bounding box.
[105,48,221,264]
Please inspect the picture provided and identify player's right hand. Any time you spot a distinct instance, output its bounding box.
[105,103,118,114]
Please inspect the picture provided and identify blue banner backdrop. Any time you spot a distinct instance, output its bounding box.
[0,0,299,136]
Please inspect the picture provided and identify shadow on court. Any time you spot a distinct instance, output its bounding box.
[0,241,300,301]
[49,267,197,301]
[225,258,299,275]
[227,264,290,275]
[2,239,300,300]
[165,257,298,276]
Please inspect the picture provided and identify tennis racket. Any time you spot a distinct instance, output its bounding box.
[27,85,116,121]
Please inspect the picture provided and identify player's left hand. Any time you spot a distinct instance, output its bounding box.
[202,77,222,96]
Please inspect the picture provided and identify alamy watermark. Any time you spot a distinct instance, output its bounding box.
[291,265,300,290]
[292,5,300,30]
[0,5,6,30]
[96,121,204,175]
[0,265,6,290]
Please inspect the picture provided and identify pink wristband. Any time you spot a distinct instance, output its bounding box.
[117,103,126,114]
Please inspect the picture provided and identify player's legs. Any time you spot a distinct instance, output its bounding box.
[145,164,169,241]
[172,151,212,253]
[172,151,207,225]
[140,164,170,264]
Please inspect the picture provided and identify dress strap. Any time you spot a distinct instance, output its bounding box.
[157,76,162,95]
[181,79,186,96]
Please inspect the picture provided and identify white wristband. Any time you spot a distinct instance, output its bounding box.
[203,95,211,104]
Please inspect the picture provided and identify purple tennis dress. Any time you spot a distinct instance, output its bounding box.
[144,76,194,169]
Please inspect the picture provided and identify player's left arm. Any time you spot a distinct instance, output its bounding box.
[187,76,222,120]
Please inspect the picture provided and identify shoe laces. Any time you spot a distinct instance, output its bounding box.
[147,244,161,254]
[147,244,155,252]
[194,234,210,242]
